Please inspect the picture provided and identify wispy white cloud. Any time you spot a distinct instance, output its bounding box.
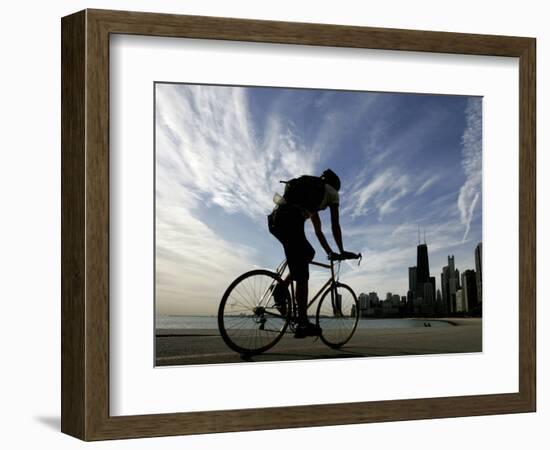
[342,167,411,219]
[457,98,482,242]
[155,84,322,315]
[416,174,440,195]
[155,85,482,314]
[340,104,460,222]
[156,84,318,221]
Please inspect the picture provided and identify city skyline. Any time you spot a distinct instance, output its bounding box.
[155,83,482,316]
[358,242,482,312]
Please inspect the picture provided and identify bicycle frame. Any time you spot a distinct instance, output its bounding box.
[273,258,341,315]
[218,256,359,355]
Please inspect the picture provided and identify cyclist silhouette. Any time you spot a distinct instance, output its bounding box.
[268,169,358,338]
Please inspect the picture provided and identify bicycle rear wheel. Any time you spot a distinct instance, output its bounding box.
[316,283,359,348]
[218,270,291,355]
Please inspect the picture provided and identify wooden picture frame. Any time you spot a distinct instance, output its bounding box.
[61,9,536,441]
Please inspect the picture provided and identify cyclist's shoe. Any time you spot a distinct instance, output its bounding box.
[272,283,287,316]
[294,321,322,339]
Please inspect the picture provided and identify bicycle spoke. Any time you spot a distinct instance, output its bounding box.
[234,285,256,309]
[224,307,252,314]
[219,270,290,354]
[240,280,256,307]
[225,316,250,330]
[227,295,253,311]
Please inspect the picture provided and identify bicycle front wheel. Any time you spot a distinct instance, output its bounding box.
[316,283,359,349]
[218,270,291,355]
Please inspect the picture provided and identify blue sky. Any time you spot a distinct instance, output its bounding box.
[155,83,482,315]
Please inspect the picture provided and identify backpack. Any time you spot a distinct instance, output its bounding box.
[282,175,325,213]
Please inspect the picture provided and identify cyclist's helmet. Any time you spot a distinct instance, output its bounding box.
[321,169,341,191]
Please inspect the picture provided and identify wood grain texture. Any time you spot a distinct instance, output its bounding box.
[60,8,537,441]
[61,10,86,439]
[88,8,532,56]
[518,39,536,410]
[85,11,111,439]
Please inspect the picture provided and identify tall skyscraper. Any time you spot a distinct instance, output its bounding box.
[416,243,430,292]
[409,239,436,316]
[441,255,460,313]
[408,266,417,314]
[441,266,450,314]
[408,266,417,292]
[422,281,435,315]
[436,288,443,314]
[429,276,436,298]
[462,269,478,311]
[475,242,483,304]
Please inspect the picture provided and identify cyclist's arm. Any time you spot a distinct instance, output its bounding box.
[310,212,333,255]
[329,204,345,253]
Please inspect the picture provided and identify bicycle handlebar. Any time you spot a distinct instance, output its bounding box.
[328,252,362,264]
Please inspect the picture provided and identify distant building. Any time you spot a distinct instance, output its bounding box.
[423,283,434,304]
[413,296,423,315]
[441,266,450,314]
[421,282,435,316]
[455,288,467,313]
[435,288,444,315]
[407,238,437,316]
[358,293,372,317]
[408,266,417,293]
[382,299,400,316]
[429,276,436,291]
[391,294,400,306]
[442,255,461,313]
[359,293,369,310]
[415,244,430,299]
[358,292,379,317]
[406,290,415,314]
[407,266,418,314]
[368,292,379,305]
[461,269,478,311]
[475,242,483,304]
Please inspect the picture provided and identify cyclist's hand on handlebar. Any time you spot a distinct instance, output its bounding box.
[341,250,360,260]
[341,251,363,266]
[327,251,339,261]
[328,251,362,261]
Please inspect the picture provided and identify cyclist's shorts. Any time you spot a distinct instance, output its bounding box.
[268,204,315,281]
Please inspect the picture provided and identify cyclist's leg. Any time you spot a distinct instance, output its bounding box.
[269,204,318,334]
[278,209,311,318]
[293,240,314,323]
[286,230,320,337]
[268,206,294,304]
[295,279,308,324]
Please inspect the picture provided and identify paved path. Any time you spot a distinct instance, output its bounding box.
[155,318,481,366]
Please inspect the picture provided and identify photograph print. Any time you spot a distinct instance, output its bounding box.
[154,82,483,367]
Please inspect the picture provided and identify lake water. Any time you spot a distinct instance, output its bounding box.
[156,315,452,330]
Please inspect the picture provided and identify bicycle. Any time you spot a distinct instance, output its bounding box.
[218,252,362,356]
